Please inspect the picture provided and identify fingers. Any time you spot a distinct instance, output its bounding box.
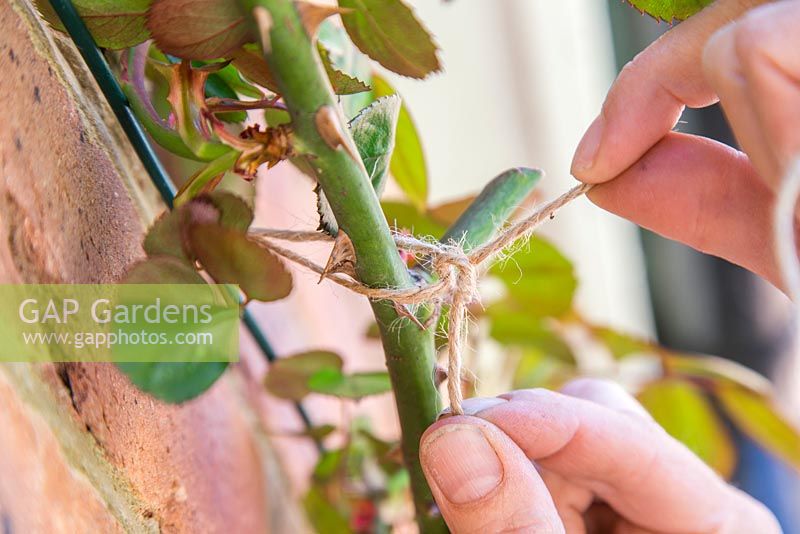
[465,388,773,533]
[704,0,800,185]
[559,377,652,420]
[419,416,564,534]
[586,131,783,288]
[572,0,769,183]
[702,14,781,184]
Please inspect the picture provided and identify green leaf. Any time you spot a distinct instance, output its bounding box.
[264,351,343,401]
[36,0,150,49]
[318,96,400,235]
[118,361,228,403]
[174,150,240,206]
[212,62,263,98]
[303,486,351,534]
[441,168,542,253]
[351,96,401,196]
[715,383,800,472]
[151,61,232,161]
[204,191,254,232]
[318,43,371,95]
[486,306,574,363]
[143,209,190,262]
[592,327,654,359]
[294,424,338,441]
[188,223,292,302]
[626,0,714,22]
[364,321,380,339]
[491,236,577,318]
[338,0,440,79]
[308,369,392,399]
[204,72,247,123]
[147,0,251,60]
[118,257,226,402]
[381,201,445,238]
[318,20,374,119]
[638,379,736,478]
[122,83,202,161]
[512,349,574,390]
[372,74,427,210]
[664,353,772,395]
[313,448,347,482]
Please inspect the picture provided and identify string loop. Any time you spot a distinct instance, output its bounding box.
[253,182,593,414]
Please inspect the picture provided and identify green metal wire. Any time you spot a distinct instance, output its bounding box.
[47,0,176,207]
[47,0,318,437]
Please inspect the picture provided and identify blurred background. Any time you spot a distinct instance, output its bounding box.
[250,0,800,530]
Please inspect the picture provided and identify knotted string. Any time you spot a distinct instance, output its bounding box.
[252,182,593,414]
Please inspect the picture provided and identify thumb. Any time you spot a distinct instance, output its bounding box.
[419,414,564,534]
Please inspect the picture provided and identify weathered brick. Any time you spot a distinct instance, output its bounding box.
[0,1,304,531]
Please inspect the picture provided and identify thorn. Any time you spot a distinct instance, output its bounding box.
[314,105,360,162]
[394,302,425,329]
[320,231,357,282]
[434,365,447,388]
[252,6,274,53]
[295,1,349,38]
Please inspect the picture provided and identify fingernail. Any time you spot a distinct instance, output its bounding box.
[460,397,506,415]
[572,114,605,174]
[421,424,502,504]
[438,397,505,419]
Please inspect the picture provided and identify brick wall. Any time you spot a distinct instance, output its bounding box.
[0,1,304,531]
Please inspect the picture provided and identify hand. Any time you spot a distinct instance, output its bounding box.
[419,379,779,533]
[571,0,800,290]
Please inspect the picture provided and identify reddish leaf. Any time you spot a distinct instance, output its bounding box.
[203,191,253,232]
[188,223,292,302]
[428,196,476,226]
[338,0,440,79]
[144,209,191,262]
[36,0,150,49]
[144,193,251,261]
[296,2,347,37]
[123,255,205,284]
[264,351,344,400]
[147,0,252,60]
[230,46,280,92]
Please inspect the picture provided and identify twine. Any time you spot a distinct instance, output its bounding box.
[252,182,593,414]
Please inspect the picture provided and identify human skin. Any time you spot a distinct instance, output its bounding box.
[420,0,800,531]
[420,380,779,533]
[575,0,800,290]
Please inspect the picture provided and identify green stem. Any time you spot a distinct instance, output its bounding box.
[174,149,240,206]
[238,1,445,531]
